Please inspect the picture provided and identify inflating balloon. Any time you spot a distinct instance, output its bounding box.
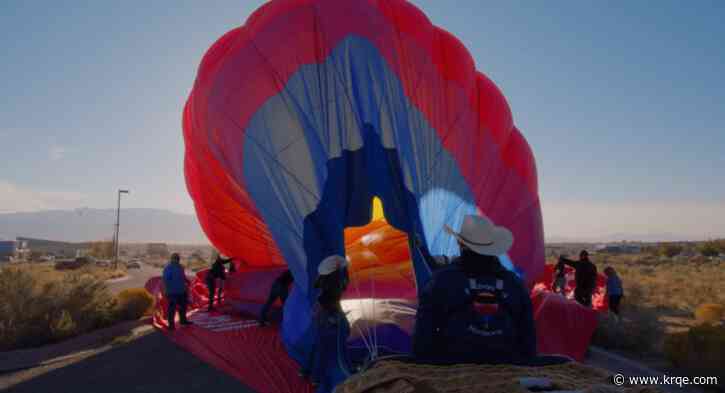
[154,1,601,392]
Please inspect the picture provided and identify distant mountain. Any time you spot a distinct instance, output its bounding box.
[546,232,703,244]
[0,208,208,244]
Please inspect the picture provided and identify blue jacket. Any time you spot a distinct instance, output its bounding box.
[606,274,623,296]
[163,262,188,295]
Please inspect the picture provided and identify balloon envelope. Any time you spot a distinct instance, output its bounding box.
[182,0,546,390]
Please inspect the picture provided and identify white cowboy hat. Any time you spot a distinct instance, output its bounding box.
[444,214,513,256]
[318,255,349,275]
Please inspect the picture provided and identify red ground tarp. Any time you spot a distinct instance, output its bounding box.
[147,263,605,393]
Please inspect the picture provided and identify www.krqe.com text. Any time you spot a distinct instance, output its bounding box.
[613,373,719,388]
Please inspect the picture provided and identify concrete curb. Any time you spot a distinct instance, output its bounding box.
[105,275,131,284]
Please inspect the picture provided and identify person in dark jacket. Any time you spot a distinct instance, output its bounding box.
[559,250,598,307]
[412,215,568,366]
[305,255,351,391]
[552,258,567,294]
[258,269,294,326]
[206,255,232,311]
[162,253,193,330]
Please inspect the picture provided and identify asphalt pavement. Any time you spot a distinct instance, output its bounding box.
[0,331,253,393]
[105,262,163,294]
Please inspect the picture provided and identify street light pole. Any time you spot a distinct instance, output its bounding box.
[114,189,129,269]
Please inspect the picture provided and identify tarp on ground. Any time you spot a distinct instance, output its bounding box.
[146,255,606,392]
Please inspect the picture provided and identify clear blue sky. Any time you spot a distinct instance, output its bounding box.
[1,1,723,241]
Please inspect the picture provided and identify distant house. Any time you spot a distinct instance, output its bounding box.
[147,243,170,258]
[595,243,642,254]
[0,240,16,262]
[16,237,90,259]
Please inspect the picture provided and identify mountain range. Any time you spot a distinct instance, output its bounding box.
[0,208,700,245]
[0,208,208,243]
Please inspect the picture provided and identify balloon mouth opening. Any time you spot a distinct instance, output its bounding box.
[343,196,416,296]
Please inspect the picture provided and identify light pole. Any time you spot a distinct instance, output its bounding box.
[114,189,129,269]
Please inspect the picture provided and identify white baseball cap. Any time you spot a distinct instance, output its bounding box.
[318,255,349,275]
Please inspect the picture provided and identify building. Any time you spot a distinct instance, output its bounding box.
[147,243,170,258]
[16,237,91,259]
[594,243,642,254]
[0,240,17,262]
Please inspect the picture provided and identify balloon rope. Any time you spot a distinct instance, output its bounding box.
[352,275,374,358]
[371,270,378,360]
[338,313,352,377]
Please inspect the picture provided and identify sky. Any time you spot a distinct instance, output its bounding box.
[1,1,724,242]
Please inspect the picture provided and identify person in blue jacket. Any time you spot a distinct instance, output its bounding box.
[412,214,569,366]
[604,266,624,316]
[162,253,193,330]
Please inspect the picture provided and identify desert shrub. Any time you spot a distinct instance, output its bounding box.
[115,288,154,321]
[622,283,646,308]
[0,268,118,350]
[694,303,724,325]
[54,260,83,270]
[592,307,663,354]
[657,243,683,258]
[698,241,720,257]
[663,331,688,367]
[664,324,725,379]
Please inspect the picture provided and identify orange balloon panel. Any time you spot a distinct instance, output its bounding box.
[344,218,416,299]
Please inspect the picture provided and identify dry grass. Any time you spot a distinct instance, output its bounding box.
[0,268,117,350]
[0,263,147,351]
[115,288,154,320]
[9,262,127,286]
[694,303,725,325]
[592,254,725,316]
[664,324,725,381]
[592,307,664,355]
[588,253,725,377]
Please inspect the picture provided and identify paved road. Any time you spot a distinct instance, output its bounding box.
[0,331,254,393]
[106,262,199,294]
[105,262,162,294]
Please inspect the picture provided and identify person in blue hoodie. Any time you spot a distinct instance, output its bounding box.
[604,266,624,316]
[162,253,193,330]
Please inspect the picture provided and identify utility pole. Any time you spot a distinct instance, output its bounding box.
[114,189,129,269]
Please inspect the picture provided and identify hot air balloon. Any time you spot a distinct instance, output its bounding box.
[148,1,603,392]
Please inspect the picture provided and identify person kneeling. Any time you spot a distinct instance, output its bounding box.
[258,269,294,326]
[412,214,569,366]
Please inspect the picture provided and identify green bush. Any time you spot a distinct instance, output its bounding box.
[698,241,721,257]
[657,243,684,258]
[0,268,118,350]
[115,288,154,321]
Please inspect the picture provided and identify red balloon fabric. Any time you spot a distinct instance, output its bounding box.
[183,0,544,289]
